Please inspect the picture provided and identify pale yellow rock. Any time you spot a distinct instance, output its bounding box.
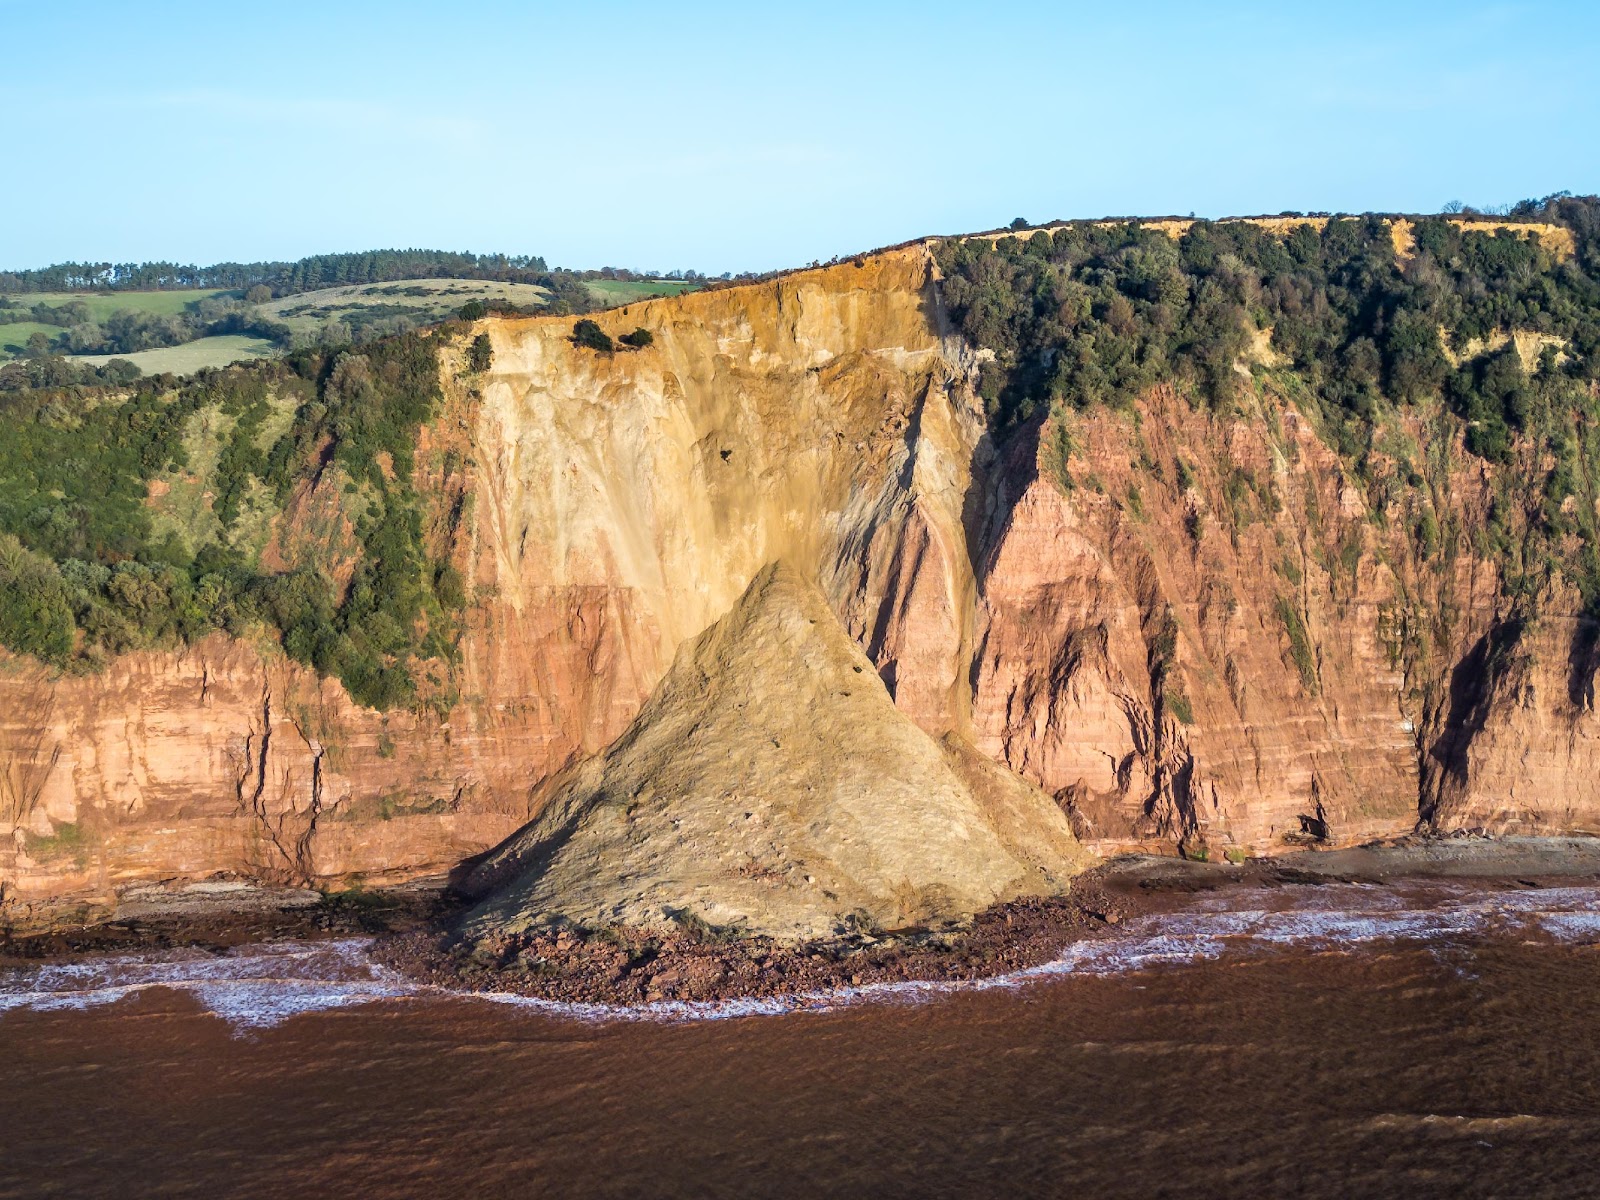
[462,562,1089,942]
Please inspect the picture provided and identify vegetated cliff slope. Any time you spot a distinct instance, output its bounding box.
[5,202,1600,925]
[461,563,1086,941]
[1,249,980,920]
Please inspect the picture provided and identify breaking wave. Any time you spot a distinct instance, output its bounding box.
[5,883,1600,1031]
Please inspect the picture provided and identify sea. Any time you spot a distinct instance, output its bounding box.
[4,880,1600,1198]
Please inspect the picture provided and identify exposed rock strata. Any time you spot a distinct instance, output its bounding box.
[5,244,1600,922]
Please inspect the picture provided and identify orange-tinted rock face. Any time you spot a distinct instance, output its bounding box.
[967,394,1427,856]
[0,638,523,914]
[5,246,1599,922]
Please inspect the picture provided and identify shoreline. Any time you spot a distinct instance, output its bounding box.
[373,834,1600,1007]
[8,836,1600,1007]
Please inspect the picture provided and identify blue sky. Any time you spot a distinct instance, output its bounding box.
[3,0,1596,273]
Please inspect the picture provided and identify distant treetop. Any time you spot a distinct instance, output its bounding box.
[0,249,722,300]
[0,249,554,296]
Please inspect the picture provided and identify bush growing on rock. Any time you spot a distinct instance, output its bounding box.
[0,535,74,664]
[573,319,614,353]
[467,332,493,373]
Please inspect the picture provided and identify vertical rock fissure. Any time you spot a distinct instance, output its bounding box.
[235,683,317,887]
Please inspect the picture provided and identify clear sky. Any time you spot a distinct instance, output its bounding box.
[3,0,1596,274]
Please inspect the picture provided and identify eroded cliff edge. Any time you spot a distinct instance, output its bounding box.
[5,241,1597,923]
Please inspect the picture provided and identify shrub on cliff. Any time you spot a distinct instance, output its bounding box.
[619,327,654,349]
[572,319,614,353]
[468,332,493,373]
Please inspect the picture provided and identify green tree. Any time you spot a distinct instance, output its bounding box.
[0,535,74,663]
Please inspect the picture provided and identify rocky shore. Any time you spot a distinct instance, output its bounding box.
[0,880,455,967]
[376,835,1600,1006]
[10,837,1600,1008]
[374,873,1122,1007]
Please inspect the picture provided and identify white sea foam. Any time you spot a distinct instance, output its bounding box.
[0,939,414,1029]
[3,885,1599,1031]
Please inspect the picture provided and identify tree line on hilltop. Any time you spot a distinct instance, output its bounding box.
[0,248,722,300]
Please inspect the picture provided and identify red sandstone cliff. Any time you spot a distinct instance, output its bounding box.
[4,246,1596,924]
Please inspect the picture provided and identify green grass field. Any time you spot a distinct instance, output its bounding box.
[13,289,234,321]
[70,335,278,375]
[0,290,237,360]
[0,321,65,359]
[583,279,699,304]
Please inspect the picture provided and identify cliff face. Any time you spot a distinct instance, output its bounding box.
[2,251,978,921]
[461,563,1087,942]
[5,244,1598,922]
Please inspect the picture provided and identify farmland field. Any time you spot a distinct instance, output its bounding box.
[0,321,66,359]
[0,289,236,360]
[70,335,279,375]
[583,279,700,304]
[1,276,702,369]
[257,278,552,336]
[12,289,234,320]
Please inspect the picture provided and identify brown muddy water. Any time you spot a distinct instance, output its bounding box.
[5,881,1600,1199]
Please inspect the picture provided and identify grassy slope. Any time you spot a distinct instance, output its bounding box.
[145,389,301,561]
[0,322,63,357]
[0,289,234,362]
[71,335,279,374]
[13,289,233,320]
[584,279,699,304]
[257,278,552,335]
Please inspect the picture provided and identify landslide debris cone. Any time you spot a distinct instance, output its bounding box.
[462,562,1090,942]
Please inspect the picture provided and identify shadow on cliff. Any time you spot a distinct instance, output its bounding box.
[1567,617,1600,710]
[961,410,1045,597]
[445,786,588,905]
[1422,617,1526,824]
[960,411,1045,722]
